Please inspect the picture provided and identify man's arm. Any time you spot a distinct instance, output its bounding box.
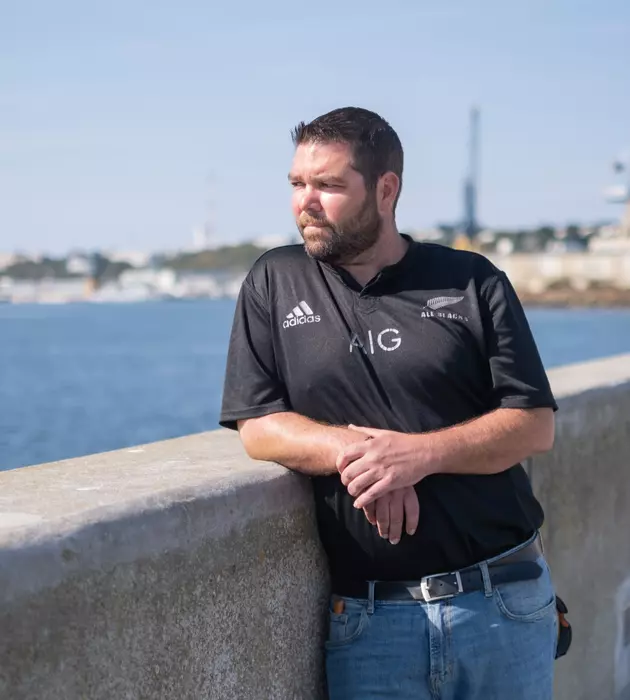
[422,406,553,475]
[238,412,360,476]
[238,411,420,542]
[338,407,554,509]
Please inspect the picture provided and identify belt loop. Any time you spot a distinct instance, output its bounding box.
[367,581,375,615]
[479,561,493,598]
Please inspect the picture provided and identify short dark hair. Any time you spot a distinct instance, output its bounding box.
[291,107,404,211]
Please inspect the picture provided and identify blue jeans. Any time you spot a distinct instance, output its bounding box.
[325,546,557,699]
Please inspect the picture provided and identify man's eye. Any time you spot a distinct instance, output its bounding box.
[291,181,304,188]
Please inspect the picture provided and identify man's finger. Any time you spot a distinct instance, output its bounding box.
[403,487,420,536]
[336,442,369,472]
[346,469,379,497]
[353,479,393,510]
[363,501,377,526]
[340,453,377,486]
[388,490,404,545]
[375,495,390,539]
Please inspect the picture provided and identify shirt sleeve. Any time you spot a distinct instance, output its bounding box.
[219,279,291,430]
[481,270,558,412]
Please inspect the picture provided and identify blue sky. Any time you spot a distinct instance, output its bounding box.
[2,0,629,254]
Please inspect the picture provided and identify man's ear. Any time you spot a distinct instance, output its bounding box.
[377,171,400,215]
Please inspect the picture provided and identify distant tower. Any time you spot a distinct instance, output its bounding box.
[192,174,216,250]
[462,107,480,240]
[605,154,630,237]
[192,225,211,251]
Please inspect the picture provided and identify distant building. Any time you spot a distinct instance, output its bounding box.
[118,268,177,291]
[91,267,246,302]
[408,228,445,243]
[589,225,630,252]
[495,236,516,256]
[4,278,87,304]
[545,240,587,254]
[104,250,152,268]
[0,253,18,271]
[252,234,295,249]
[0,275,12,302]
[66,254,93,276]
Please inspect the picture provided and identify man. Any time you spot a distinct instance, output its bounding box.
[220,107,558,699]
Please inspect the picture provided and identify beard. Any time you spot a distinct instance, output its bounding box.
[297,192,382,265]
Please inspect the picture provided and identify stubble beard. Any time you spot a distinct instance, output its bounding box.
[297,192,382,265]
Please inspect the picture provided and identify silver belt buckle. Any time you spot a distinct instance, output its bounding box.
[420,570,464,603]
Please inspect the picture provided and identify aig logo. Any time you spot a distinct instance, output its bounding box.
[349,328,401,354]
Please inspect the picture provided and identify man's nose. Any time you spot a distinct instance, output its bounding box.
[300,186,322,212]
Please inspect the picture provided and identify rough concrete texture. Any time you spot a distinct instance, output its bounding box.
[1,354,630,699]
[534,353,630,700]
[0,432,329,699]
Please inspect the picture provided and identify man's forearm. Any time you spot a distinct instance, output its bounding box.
[338,407,555,510]
[237,412,363,476]
[426,407,554,477]
[239,412,421,542]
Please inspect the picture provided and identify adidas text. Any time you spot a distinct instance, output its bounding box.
[283,314,321,328]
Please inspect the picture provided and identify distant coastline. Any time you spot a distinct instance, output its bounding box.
[518,287,630,308]
[2,283,630,308]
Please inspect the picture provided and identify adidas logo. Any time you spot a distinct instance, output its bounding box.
[282,300,321,329]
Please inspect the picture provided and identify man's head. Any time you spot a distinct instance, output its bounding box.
[289,107,404,264]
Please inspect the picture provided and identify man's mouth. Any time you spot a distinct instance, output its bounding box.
[302,221,330,231]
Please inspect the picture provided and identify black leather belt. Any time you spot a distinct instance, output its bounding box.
[332,536,543,603]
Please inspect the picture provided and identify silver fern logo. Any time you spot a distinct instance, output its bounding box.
[422,295,468,322]
[426,295,464,310]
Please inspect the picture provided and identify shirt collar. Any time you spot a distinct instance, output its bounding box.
[320,234,417,293]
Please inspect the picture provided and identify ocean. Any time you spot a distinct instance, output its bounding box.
[1,300,629,472]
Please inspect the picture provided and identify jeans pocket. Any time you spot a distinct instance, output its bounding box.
[325,597,368,648]
[493,556,557,622]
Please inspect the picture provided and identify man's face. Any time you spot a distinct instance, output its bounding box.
[289,141,382,264]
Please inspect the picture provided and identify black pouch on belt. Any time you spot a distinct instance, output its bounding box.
[555,595,572,659]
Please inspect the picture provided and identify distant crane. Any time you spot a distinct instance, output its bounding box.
[453,107,481,250]
[463,106,480,240]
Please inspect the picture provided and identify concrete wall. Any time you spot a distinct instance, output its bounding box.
[0,433,330,700]
[534,355,630,700]
[1,353,630,700]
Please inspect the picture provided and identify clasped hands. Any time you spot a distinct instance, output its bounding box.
[335,425,433,546]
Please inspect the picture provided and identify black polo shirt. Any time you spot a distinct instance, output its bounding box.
[220,237,557,581]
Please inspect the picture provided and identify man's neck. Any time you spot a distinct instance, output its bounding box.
[340,228,409,288]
